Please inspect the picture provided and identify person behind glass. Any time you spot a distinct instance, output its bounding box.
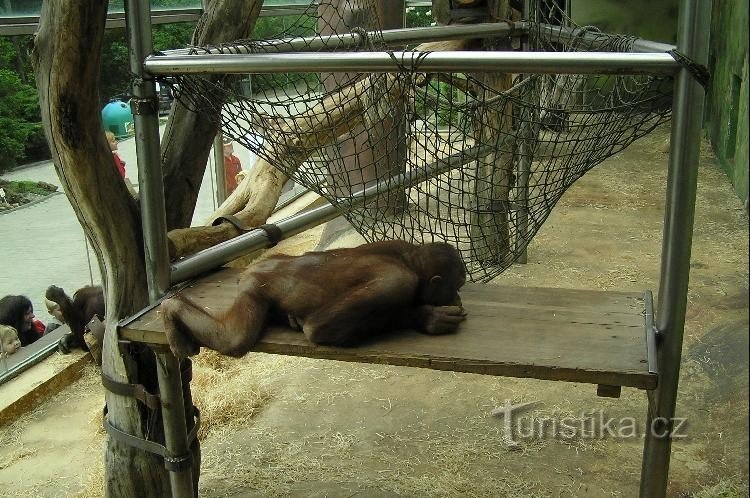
[222,138,242,195]
[0,325,21,359]
[105,130,126,179]
[0,295,46,346]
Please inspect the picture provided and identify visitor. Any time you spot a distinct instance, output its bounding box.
[106,130,126,179]
[0,325,22,359]
[223,138,243,195]
[0,295,46,346]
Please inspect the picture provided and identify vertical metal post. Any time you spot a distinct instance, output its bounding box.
[204,0,227,207]
[213,132,227,204]
[516,0,533,264]
[126,1,194,497]
[640,1,710,496]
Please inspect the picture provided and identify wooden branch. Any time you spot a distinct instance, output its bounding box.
[167,74,404,260]
[161,0,263,230]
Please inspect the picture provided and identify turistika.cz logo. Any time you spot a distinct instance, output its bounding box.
[491,399,688,444]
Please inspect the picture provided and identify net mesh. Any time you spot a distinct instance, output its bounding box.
[165,0,672,282]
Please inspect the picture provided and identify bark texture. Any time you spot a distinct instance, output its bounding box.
[161,0,263,230]
[31,1,164,496]
[32,0,263,495]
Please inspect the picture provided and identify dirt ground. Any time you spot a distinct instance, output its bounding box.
[0,125,747,497]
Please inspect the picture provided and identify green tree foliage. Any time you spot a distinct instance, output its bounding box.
[99,28,131,103]
[0,69,43,171]
[406,5,435,28]
[100,22,195,104]
[0,33,45,171]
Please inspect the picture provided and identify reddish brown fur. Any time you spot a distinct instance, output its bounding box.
[162,240,467,358]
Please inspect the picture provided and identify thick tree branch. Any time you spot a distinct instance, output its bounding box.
[167,74,405,260]
[32,0,161,494]
[161,0,263,230]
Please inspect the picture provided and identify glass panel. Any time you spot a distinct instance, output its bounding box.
[0,1,43,17]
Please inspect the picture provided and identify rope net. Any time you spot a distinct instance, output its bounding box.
[166,0,672,282]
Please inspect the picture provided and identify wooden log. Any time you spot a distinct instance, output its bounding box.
[161,0,263,230]
[470,0,515,264]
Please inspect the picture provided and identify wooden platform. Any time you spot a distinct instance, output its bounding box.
[119,268,656,390]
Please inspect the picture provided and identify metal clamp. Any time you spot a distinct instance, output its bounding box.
[668,49,710,90]
[130,96,158,116]
[101,373,162,411]
[103,406,201,472]
[212,215,283,247]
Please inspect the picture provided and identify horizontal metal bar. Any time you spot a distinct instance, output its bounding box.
[146,50,679,76]
[162,21,524,56]
[535,23,675,53]
[169,203,341,284]
[170,144,494,283]
[0,334,61,385]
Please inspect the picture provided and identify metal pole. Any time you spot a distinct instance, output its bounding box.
[127,1,194,496]
[129,2,170,301]
[170,144,495,283]
[535,23,676,53]
[516,0,533,265]
[640,1,710,496]
[160,21,523,56]
[144,51,680,76]
[213,132,227,204]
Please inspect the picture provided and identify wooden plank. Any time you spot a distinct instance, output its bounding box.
[119,267,655,389]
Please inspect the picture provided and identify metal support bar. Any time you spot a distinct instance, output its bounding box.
[516,0,533,265]
[154,352,196,483]
[640,1,711,497]
[170,144,496,284]
[129,4,170,302]
[161,21,524,56]
[127,0,193,496]
[535,23,676,53]
[213,133,227,204]
[145,51,680,76]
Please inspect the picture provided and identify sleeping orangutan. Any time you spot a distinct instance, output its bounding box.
[161,240,467,358]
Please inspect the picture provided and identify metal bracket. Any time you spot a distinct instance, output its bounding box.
[130,96,158,116]
[211,216,283,247]
[101,372,162,411]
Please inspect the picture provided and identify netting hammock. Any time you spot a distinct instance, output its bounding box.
[165,0,672,282]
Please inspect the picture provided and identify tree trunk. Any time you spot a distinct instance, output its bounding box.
[32,1,264,495]
[31,1,164,495]
[161,0,263,230]
[470,0,516,264]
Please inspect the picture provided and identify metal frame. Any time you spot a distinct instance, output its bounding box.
[124,2,709,496]
[144,50,679,75]
[127,2,193,497]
